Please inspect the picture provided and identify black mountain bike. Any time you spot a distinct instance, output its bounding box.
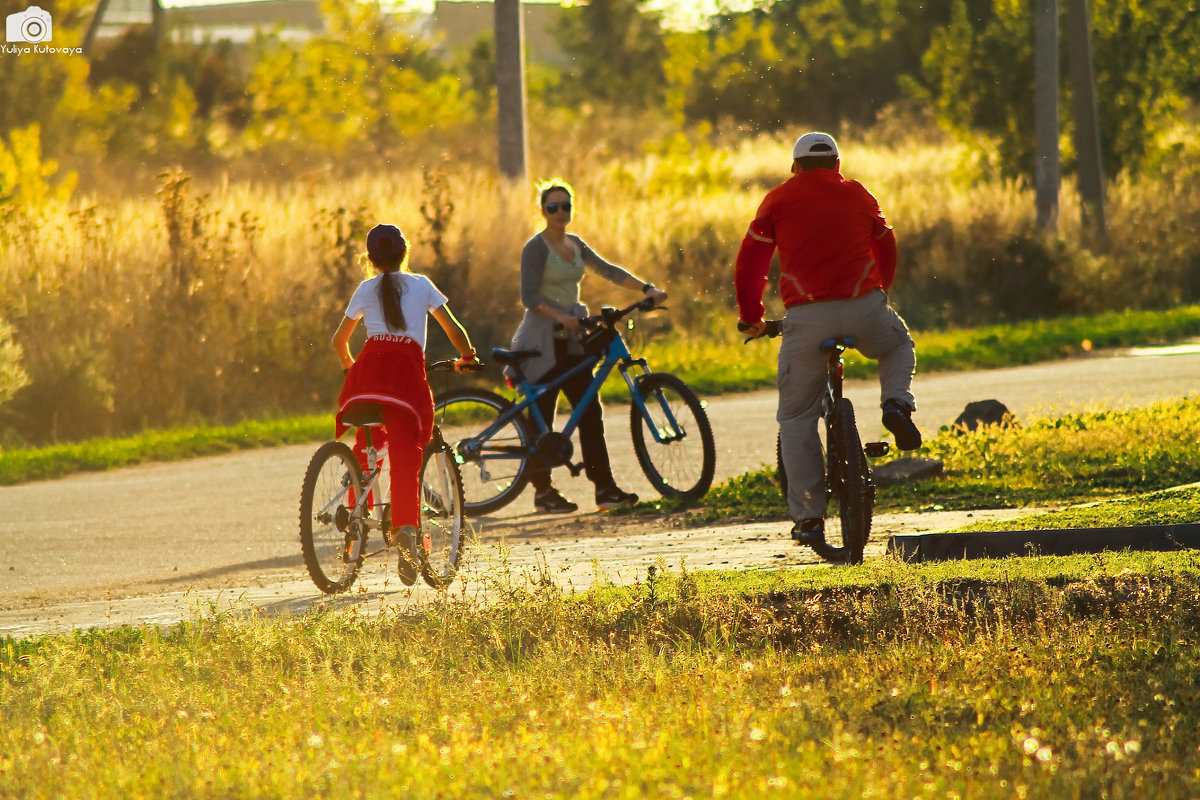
[743,321,889,565]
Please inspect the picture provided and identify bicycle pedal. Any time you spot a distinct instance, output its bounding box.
[864,441,891,458]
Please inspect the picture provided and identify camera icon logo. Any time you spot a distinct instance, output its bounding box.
[6,5,53,43]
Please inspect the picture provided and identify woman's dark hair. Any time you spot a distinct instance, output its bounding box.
[369,235,408,332]
[538,180,573,206]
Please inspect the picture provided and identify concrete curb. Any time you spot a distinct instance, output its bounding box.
[887,523,1200,562]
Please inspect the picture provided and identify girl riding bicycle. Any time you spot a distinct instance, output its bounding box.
[509,180,668,513]
[333,223,479,582]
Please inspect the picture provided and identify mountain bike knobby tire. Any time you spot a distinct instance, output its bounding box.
[433,388,534,516]
[777,398,873,565]
[630,372,716,500]
[820,398,872,564]
[299,441,367,593]
[418,427,468,588]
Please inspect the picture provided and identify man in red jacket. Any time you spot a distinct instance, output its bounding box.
[734,132,920,545]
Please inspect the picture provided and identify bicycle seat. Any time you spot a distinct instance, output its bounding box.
[490,348,540,367]
[820,337,855,352]
[341,403,385,427]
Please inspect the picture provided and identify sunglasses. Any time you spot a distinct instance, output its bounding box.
[544,202,572,214]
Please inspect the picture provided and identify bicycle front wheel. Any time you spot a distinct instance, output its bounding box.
[434,388,533,515]
[819,398,872,565]
[418,428,467,588]
[630,373,716,500]
[299,441,366,594]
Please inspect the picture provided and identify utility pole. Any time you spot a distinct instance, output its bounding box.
[82,0,113,54]
[1065,0,1107,240]
[494,0,528,182]
[1033,0,1060,232]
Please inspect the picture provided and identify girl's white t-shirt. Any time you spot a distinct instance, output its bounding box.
[345,272,448,350]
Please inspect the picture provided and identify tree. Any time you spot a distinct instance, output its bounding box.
[555,0,669,110]
[675,0,953,131]
[923,0,1200,179]
[245,1,473,158]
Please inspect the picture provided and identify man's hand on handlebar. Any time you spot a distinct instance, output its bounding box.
[644,287,668,307]
[737,319,767,341]
[738,319,782,343]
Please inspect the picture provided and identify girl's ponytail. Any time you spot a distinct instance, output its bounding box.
[379,269,406,332]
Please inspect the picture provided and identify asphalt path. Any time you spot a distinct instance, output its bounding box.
[1,342,1197,635]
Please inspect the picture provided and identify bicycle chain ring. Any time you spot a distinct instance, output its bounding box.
[534,431,574,467]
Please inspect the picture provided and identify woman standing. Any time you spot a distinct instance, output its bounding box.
[333,223,479,584]
[509,181,668,513]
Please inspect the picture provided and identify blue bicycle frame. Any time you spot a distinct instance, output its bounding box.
[461,309,689,477]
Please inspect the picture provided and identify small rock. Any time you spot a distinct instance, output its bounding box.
[953,399,1015,432]
[873,456,944,487]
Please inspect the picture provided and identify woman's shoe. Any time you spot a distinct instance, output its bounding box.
[392,525,419,586]
[595,485,638,510]
[534,487,578,514]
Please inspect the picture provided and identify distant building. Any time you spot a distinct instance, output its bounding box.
[91,0,571,59]
[94,0,323,43]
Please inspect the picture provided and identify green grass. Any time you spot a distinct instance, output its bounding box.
[639,397,1200,523]
[3,552,1200,797]
[948,484,1200,533]
[0,415,333,486]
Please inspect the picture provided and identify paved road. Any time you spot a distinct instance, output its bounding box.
[1,343,1197,634]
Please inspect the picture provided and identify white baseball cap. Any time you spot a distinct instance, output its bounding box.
[792,132,839,159]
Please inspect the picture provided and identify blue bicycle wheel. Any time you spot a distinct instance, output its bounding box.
[630,373,716,500]
[434,388,534,515]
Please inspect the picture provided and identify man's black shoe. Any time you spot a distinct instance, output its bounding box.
[791,517,826,546]
[882,399,922,451]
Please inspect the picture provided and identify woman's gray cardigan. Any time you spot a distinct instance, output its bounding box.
[507,233,636,383]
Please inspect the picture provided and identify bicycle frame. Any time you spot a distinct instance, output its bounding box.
[312,431,386,532]
[460,305,690,477]
[822,339,847,409]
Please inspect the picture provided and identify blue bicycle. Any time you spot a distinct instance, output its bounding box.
[434,298,716,515]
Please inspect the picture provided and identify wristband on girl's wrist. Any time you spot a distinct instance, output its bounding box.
[642,282,655,293]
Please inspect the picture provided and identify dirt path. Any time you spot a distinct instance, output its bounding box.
[1,344,1197,637]
[0,507,1028,639]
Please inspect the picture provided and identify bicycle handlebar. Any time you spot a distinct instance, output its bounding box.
[738,319,782,343]
[556,296,661,334]
[428,359,484,372]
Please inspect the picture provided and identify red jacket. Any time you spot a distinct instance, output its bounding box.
[735,167,897,324]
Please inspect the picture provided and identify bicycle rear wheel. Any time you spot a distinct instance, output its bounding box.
[434,388,533,515]
[821,398,872,564]
[777,400,873,565]
[418,427,467,588]
[630,373,716,500]
[299,441,366,593]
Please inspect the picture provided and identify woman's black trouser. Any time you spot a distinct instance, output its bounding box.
[527,339,615,493]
